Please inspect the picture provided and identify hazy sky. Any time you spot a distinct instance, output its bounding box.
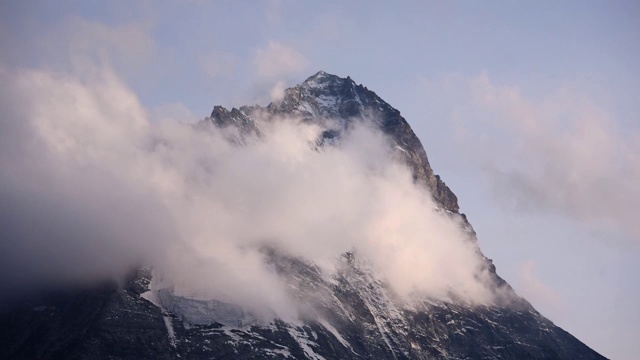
[1,1,638,359]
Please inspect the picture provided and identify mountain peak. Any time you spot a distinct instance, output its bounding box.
[206,71,460,213]
[311,69,328,77]
[305,70,330,81]
[301,70,354,90]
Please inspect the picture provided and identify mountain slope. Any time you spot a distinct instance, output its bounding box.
[0,71,606,360]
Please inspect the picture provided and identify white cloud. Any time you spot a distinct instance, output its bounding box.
[426,72,640,242]
[1,15,156,79]
[0,64,504,320]
[151,102,201,124]
[518,260,565,311]
[60,17,156,72]
[253,41,309,78]
[200,52,236,79]
[269,80,287,102]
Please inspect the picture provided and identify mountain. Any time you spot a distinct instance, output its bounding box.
[0,71,606,359]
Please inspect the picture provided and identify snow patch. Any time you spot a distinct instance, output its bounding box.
[318,318,357,355]
[395,145,407,153]
[264,348,292,358]
[164,314,177,347]
[158,289,258,326]
[316,95,339,109]
[140,272,178,347]
[221,326,242,342]
[288,326,325,360]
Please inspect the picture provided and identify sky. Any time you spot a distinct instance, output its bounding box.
[1,1,639,359]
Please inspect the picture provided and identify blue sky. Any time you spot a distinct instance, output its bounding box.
[2,1,639,358]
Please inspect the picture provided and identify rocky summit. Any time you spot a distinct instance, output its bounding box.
[0,72,606,359]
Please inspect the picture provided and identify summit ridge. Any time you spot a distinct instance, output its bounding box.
[207,71,460,213]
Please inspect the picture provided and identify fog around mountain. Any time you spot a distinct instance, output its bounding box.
[0,66,501,318]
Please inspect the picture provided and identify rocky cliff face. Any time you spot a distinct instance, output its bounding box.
[0,72,606,359]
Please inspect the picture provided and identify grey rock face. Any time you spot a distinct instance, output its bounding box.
[0,71,606,359]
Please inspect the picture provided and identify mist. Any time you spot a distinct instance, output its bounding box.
[0,65,499,319]
[467,73,640,241]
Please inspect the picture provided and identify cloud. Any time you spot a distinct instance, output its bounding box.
[425,72,640,242]
[269,80,287,102]
[200,52,237,79]
[0,64,503,322]
[49,16,156,74]
[151,102,201,124]
[250,41,309,106]
[0,65,170,293]
[72,17,154,62]
[253,41,309,78]
[0,13,156,78]
[518,260,565,311]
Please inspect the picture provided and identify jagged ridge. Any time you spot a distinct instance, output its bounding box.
[204,71,460,213]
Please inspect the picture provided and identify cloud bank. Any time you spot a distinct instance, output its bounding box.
[421,72,640,242]
[253,41,309,78]
[518,260,565,313]
[0,65,499,319]
[471,74,640,240]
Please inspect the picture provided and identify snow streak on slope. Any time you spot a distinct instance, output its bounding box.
[318,318,357,355]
